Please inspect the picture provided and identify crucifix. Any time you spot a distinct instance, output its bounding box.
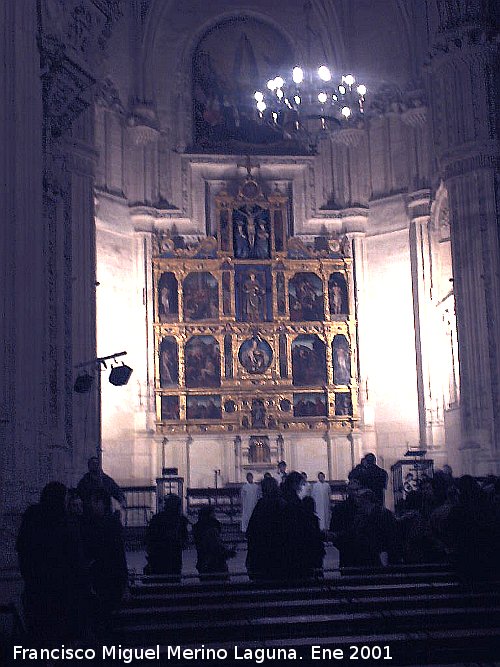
[237,155,260,180]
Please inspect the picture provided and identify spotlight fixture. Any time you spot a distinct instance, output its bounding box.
[73,373,94,394]
[109,363,133,386]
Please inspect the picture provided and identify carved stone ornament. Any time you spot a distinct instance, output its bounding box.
[127,103,160,146]
[38,0,124,135]
[95,76,125,113]
[331,127,365,147]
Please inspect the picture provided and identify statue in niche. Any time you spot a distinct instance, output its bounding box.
[251,399,266,429]
[233,206,270,259]
[239,337,272,374]
[159,337,178,388]
[242,271,265,321]
[249,436,270,463]
[234,220,249,258]
[158,272,178,322]
[329,273,348,316]
[332,336,351,385]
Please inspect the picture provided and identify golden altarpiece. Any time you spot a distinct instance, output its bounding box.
[152,176,358,469]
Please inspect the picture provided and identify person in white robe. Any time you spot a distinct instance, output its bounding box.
[311,472,331,532]
[300,472,312,497]
[240,473,261,534]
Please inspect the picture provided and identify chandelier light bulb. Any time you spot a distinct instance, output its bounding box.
[338,85,346,95]
[256,100,267,112]
[267,79,277,91]
[318,66,331,82]
[294,95,301,105]
[332,94,338,101]
[343,74,355,87]
[276,88,284,100]
[341,106,352,118]
[292,67,304,84]
[274,76,284,89]
[272,111,278,123]
[357,84,367,96]
[254,91,264,102]
[318,92,328,104]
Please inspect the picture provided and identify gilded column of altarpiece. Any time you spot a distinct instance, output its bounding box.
[152,178,358,436]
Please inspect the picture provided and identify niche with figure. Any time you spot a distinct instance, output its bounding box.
[233,205,270,259]
[329,273,348,316]
[291,334,327,386]
[332,335,351,385]
[289,272,324,321]
[248,436,271,463]
[183,272,219,321]
[184,335,221,388]
[158,272,178,322]
[159,336,178,388]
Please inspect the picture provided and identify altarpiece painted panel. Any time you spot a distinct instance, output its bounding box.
[152,175,358,434]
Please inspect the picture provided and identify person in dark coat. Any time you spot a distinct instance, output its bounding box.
[246,476,287,580]
[302,495,326,577]
[16,482,91,644]
[77,456,126,516]
[145,494,189,579]
[81,488,128,637]
[329,480,362,568]
[280,471,319,580]
[348,453,388,506]
[193,506,235,581]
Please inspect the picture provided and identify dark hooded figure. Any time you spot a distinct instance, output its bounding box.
[246,476,287,580]
[145,494,189,579]
[81,488,128,637]
[280,471,320,580]
[193,506,236,581]
[16,482,91,643]
[301,495,326,577]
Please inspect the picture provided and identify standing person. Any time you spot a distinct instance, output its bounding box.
[246,477,287,581]
[81,488,128,638]
[301,472,312,497]
[240,472,261,534]
[16,482,91,644]
[77,456,127,516]
[145,494,189,579]
[349,453,388,507]
[274,460,288,488]
[311,472,331,532]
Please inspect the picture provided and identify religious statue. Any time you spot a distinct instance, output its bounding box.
[234,220,249,258]
[254,220,270,259]
[330,283,343,315]
[242,272,265,321]
[333,340,351,385]
[251,399,266,429]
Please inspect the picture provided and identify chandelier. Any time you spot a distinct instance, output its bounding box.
[253,67,366,151]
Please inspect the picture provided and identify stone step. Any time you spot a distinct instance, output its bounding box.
[148,627,500,666]
[112,604,500,645]
[116,590,500,626]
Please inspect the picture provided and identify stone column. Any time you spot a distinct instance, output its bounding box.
[407,190,447,459]
[427,4,500,473]
[0,0,44,569]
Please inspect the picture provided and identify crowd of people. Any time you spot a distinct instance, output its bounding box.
[16,458,128,645]
[15,452,500,646]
